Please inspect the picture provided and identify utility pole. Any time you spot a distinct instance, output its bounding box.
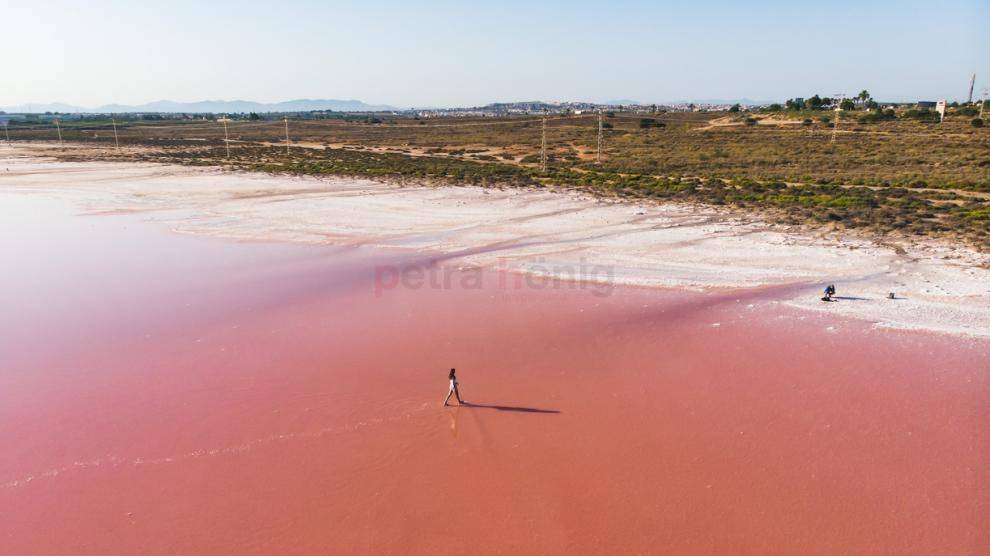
[284,117,290,155]
[111,118,120,151]
[54,118,63,148]
[980,88,988,120]
[831,94,845,144]
[596,110,603,164]
[968,73,976,104]
[3,122,9,145]
[540,110,547,172]
[220,117,231,159]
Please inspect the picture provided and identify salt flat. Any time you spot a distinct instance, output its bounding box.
[3,152,988,337]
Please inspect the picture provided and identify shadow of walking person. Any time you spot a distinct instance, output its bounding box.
[460,402,560,414]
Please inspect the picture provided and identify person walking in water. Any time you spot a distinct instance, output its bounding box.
[444,368,465,406]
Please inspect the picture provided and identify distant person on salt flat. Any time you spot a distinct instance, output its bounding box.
[443,368,465,406]
[822,284,836,302]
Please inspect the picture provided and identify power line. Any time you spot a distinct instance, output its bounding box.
[42,113,600,137]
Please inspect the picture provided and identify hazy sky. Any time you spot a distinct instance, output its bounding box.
[4,0,989,107]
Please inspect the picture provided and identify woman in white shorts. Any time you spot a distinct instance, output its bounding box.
[443,368,465,406]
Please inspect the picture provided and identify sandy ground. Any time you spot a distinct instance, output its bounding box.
[2,148,989,337]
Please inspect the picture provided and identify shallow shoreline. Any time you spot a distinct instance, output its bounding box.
[2,167,988,554]
[2,148,989,337]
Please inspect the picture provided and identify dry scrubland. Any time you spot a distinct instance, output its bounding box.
[10,110,990,249]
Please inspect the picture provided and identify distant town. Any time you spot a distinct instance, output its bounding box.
[1,94,984,124]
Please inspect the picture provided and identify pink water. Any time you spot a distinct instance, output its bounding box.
[1,193,987,554]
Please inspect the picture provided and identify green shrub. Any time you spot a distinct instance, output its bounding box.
[902,109,938,121]
[858,109,897,124]
[639,118,665,129]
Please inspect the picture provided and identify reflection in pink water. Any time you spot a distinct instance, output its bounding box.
[0,193,987,554]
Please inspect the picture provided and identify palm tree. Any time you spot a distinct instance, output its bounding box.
[858,90,871,105]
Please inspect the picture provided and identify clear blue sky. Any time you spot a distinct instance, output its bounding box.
[4,0,989,107]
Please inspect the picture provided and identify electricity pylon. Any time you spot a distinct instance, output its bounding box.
[284,117,290,155]
[596,110,603,164]
[540,111,547,172]
[831,94,845,144]
[219,117,231,159]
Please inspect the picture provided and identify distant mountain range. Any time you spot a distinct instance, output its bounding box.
[0,99,396,114]
[1,97,781,115]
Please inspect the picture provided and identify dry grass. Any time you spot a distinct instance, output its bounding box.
[11,109,989,249]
